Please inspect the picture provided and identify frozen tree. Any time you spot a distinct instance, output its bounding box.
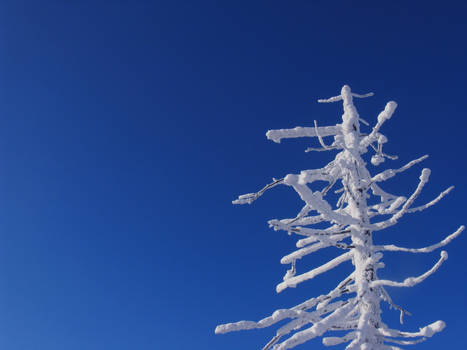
[215,85,463,350]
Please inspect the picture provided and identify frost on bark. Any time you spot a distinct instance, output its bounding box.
[215,85,463,350]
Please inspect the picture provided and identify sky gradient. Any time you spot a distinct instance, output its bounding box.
[1,1,466,349]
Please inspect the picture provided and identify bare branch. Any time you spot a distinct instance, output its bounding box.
[262,335,281,350]
[359,117,370,126]
[321,179,337,196]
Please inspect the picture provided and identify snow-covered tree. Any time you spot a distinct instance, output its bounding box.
[215,85,463,350]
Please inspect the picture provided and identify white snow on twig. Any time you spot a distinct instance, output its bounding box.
[375,226,463,253]
[372,251,448,288]
[276,252,353,293]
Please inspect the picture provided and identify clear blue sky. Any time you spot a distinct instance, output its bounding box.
[0,1,466,349]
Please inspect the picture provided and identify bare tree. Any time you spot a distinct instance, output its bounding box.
[215,85,463,350]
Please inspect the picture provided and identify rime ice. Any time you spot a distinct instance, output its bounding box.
[215,85,463,350]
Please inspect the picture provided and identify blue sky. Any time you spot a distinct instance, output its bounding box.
[0,1,466,349]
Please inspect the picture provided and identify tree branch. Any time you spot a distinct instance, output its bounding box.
[406,186,454,213]
[374,226,464,253]
[372,168,431,230]
[266,126,339,144]
[286,175,359,225]
[233,178,284,205]
[378,320,445,339]
[371,155,428,183]
[371,251,448,288]
[274,302,356,350]
[276,252,353,293]
[322,332,357,346]
[360,101,397,149]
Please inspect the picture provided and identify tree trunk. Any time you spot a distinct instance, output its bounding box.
[340,86,383,349]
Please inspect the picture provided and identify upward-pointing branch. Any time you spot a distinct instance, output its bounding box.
[361,101,398,149]
[371,251,448,288]
[371,155,429,183]
[373,168,431,230]
[374,226,464,253]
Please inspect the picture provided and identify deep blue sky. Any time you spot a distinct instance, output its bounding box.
[0,1,466,349]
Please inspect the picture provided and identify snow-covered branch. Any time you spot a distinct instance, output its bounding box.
[296,229,351,248]
[233,178,284,205]
[373,168,431,230]
[383,337,426,346]
[268,214,327,236]
[322,332,356,346]
[216,274,356,336]
[372,251,448,288]
[379,320,445,339]
[273,301,356,350]
[360,101,398,149]
[266,126,340,144]
[371,155,428,183]
[285,175,359,225]
[317,91,374,103]
[369,185,454,220]
[276,300,350,338]
[374,226,464,253]
[405,185,454,213]
[276,251,353,293]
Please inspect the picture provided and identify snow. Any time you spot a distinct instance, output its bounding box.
[216,85,462,350]
[377,101,397,124]
[374,226,464,253]
[276,251,353,293]
[372,251,448,288]
[266,126,339,144]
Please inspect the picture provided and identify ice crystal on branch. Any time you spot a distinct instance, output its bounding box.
[215,85,463,350]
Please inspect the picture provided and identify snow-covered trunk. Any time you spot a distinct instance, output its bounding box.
[340,86,383,349]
